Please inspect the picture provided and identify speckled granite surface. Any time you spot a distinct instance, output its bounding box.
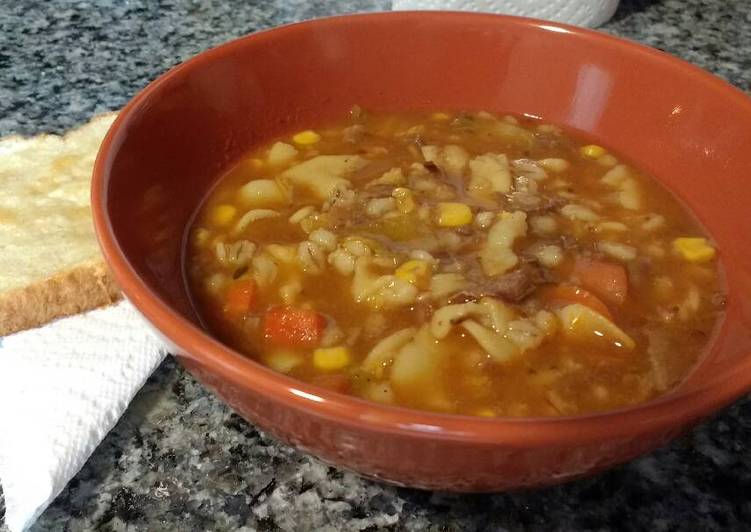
[1,0,750,530]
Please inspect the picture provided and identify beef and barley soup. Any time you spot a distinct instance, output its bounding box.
[186,109,724,417]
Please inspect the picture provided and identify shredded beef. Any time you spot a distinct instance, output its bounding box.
[449,263,555,304]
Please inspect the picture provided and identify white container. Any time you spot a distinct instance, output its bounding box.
[392,0,620,28]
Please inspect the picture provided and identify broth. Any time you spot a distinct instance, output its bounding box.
[185,109,724,417]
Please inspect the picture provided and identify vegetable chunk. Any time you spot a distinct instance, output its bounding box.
[263,306,327,347]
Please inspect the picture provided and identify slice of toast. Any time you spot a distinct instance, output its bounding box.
[0,113,121,336]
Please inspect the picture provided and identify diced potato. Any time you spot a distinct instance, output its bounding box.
[267,142,298,166]
[363,382,395,404]
[282,155,367,201]
[492,121,535,148]
[580,144,606,159]
[211,204,236,226]
[390,327,453,412]
[421,144,469,177]
[313,346,351,371]
[436,202,473,227]
[673,237,716,263]
[480,211,527,276]
[238,179,289,208]
[618,178,642,210]
[557,303,635,351]
[292,130,321,145]
[264,350,304,374]
[366,167,405,188]
[468,153,512,194]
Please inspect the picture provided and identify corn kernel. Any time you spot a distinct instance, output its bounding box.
[581,144,606,159]
[392,187,415,213]
[673,237,716,263]
[395,259,430,286]
[436,202,472,227]
[431,112,451,121]
[475,408,496,417]
[212,204,237,226]
[313,346,351,371]
[292,130,321,145]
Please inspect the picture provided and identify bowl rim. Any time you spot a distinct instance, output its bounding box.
[92,10,751,446]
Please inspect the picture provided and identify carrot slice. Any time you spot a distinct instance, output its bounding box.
[542,283,613,319]
[262,306,327,348]
[224,279,258,317]
[573,258,628,305]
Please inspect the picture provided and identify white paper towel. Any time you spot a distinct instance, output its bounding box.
[0,301,167,531]
[392,0,620,28]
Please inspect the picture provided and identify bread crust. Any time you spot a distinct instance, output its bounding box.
[0,259,121,336]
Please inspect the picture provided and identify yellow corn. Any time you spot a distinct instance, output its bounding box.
[392,187,415,213]
[673,237,716,263]
[292,130,321,145]
[211,204,237,226]
[395,259,430,286]
[436,202,472,227]
[431,112,451,121]
[580,144,606,159]
[475,408,496,418]
[313,346,351,371]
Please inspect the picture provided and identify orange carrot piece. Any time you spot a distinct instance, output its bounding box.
[542,283,613,319]
[224,279,258,317]
[262,306,327,348]
[573,258,628,305]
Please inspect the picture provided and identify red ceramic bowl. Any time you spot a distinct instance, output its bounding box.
[92,12,751,491]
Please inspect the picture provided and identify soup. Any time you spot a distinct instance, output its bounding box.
[185,109,724,417]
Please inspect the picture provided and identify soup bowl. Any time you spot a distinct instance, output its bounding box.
[92,12,751,491]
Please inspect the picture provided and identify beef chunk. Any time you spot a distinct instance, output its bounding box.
[449,263,555,304]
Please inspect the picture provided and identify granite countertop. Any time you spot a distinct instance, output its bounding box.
[2,0,750,530]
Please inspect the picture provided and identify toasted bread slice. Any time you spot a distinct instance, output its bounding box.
[0,113,121,336]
